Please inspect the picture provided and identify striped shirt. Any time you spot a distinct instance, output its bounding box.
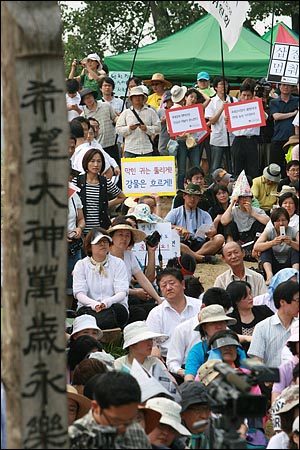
[84,178,120,233]
[81,101,117,148]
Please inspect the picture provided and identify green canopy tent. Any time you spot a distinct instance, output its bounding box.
[262,21,299,45]
[104,14,271,83]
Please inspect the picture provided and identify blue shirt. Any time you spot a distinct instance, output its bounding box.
[270,95,299,141]
[185,340,209,376]
[165,206,213,242]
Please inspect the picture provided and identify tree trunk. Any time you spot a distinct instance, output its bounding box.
[1,1,70,448]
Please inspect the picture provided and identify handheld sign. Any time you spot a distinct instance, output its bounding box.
[166,104,206,137]
[224,98,266,132]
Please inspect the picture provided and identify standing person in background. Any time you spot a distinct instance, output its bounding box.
[196,71,216,98]
[195,71,216,176]
[125,76,142,108]
[169,84,203,189]
[269,83,299,177]
[79,87,120,168]
[69,53,106,101]
[157,90,173,156]
[205,76,238,178]
[143,73,172,110]
[231,83,263,180]
[66,79,83,122]
[116,86,161,158]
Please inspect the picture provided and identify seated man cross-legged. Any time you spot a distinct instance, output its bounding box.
[164,183,224,264]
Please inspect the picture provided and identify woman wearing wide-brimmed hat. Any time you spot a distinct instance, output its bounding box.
[114,321,168,372]
[184,304,237,382]
[107,220,163,323]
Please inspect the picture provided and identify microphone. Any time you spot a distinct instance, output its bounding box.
[192,420,209,430]
[213,361,251,393]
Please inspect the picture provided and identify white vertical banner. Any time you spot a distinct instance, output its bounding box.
[199,1,250,51]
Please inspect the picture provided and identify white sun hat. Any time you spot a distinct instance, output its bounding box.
[145,397,191,436]
[123,321,167,349]
[71,314,103,339]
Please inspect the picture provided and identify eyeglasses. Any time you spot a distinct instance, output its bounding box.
[151,82,162,86]
[101,409,138,429]
[291,298,299,303]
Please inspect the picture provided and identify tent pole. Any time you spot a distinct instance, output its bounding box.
[270,1,275,59]
[219,26,232,173]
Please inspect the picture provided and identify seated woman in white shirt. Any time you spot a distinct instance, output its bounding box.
[72,227,129,330]
[107,220,162,323]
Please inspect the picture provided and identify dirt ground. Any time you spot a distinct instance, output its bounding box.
[159,196,258,290]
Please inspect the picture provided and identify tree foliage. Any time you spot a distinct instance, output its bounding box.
[60,1,298,77]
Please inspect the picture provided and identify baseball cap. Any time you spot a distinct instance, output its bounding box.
[212,168,231,183]
[197,71,210,81]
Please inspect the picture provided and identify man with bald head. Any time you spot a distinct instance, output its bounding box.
[214,241,267,297]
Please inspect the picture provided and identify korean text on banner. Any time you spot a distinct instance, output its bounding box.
[199,1,250,52]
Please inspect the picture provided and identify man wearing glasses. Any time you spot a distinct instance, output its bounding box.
[68,371,152,448]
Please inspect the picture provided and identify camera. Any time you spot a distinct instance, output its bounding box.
[76,59,82,65]
[69,424,118,449]
[145,231,161,247]
[255,78,272,98]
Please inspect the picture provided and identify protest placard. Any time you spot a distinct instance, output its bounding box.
[165,104,206,137]
[121,156,176,196]
[109,71,131,97]
[267,43,299,85]
[132,222,180,268]
[224,98,266,132]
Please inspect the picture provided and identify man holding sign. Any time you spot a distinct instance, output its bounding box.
[228,83,265,180]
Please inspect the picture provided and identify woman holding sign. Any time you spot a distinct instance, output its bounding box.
[169,85,202,189]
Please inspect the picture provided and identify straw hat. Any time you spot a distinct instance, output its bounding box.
[71,315,103,339]
[107,223,146,243]
[194,305,236,331]
[67,384,91,419]
[283,134,299,151]
[122,321,167,349]
[145,397,191,436]
[143,73,172,88]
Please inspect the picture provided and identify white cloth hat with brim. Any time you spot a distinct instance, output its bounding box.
[87,53,101,64]
[71,314,103,339]
[130,203,158,223]
[145,397,191,436]
[129,86,148,98]
[272,185,297,197]
[194,305,236,331]
[67,384,91,419]
[123,321,168,349]
[171,85,187,103]
[107,223,146,243]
